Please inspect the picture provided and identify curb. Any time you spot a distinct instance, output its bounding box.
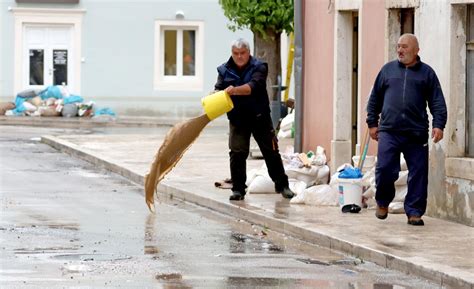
[41,135,473,289]
[0,115,229,129]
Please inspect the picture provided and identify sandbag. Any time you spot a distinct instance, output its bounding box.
[290,184,338,206]
[0,102,15,115]
[289,179,307,195]
[395,171,408,186]
[286,165,319,186]
[62,103,78,117]
[39,106,61,117]
[247,175,274,194]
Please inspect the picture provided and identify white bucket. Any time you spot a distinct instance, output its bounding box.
[338,178,363,208]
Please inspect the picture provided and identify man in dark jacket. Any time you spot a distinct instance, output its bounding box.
[366,34,447,226]
[214,38,294,201]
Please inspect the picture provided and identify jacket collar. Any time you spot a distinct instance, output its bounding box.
[226,55,255,71]
[397,55,422,70]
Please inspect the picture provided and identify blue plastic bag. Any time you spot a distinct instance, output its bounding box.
[94,107,116,116]
[338,167,363,179]
[63,95,84,104]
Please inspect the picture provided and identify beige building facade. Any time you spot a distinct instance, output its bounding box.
[300,0,474,226]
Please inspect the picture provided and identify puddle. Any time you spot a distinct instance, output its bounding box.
[52,253,131,261]
[295,258,331,266]
[230,233,283,253]
[14,246,78,254]
[155,273,183,280]
[16,222,80,231]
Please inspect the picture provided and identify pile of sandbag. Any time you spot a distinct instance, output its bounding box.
[1,85,96,117]
[246,146,340,206]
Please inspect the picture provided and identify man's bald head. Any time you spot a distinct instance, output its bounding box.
[397,33,420,67]
[399,33,419,49]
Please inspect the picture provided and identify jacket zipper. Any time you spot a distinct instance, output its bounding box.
[402,67,407,119]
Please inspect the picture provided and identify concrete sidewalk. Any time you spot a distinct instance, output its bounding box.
[37,124,473,289]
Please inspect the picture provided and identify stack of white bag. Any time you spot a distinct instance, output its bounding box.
[247,145,338,206]
[277,111,294,139]
[288,146,337,206]
[360,154,408,213]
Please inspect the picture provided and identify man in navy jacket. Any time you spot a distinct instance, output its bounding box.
[214,38,294,201]
[366,34,447,226]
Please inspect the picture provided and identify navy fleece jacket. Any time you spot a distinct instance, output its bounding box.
[366,56,447,132]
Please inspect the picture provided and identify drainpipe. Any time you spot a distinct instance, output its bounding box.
[294,0,304,153]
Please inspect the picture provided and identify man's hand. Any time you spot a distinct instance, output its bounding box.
[369,126,379,141]
[432,128,444,143]
[224,84,251,96]
[224,86,235,95]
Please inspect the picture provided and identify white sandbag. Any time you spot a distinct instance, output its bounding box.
[393,185,407,202]
[389,202,405,213]
[277,129,292,139]
[312,146,327,166]
[286,165,319,186]
[290,184,338,206]
[315,165,330,185]
[282,153,304,169]
[247,175,275,194]
[395,170,408,186]
[22,102,37,112]
[39,106,61,117]
[245,168,259,187]
[352,155,377,173]
[289,179,307,196]
[364,196,377,209]
[329,171,340,186]
[362,185,376,199]
[361,167,376,187]
[28,96,42,107]
[279,111,294,131]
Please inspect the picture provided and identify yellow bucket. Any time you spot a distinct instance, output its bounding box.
[201,90,234,120]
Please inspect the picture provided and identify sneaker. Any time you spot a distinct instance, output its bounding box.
[375,205,388,219]
[229,191,245,201]
[277,187,295,199]
[407,216,424,226]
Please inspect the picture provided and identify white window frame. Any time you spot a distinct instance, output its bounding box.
[11,7,85,95]
[154,20,204,91]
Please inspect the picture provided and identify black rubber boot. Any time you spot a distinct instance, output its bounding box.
[229,191,245,201]
[277,187,295,199]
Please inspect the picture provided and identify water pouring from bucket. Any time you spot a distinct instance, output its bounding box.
[144,91,233,212]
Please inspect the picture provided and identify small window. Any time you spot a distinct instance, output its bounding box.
[29,49,44,85]
[53,49,68,85]
[386,7,416,61]
[400,8,415,35]
[154,20,203,91]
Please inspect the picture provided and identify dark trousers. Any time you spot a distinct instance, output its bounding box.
[375,131,429,217]
[229,114,289,193]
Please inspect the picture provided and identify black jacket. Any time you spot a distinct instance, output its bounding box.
[214,56,270,125]
[366,56,447,132]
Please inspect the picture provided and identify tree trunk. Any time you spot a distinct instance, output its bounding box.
[254,29,281,102]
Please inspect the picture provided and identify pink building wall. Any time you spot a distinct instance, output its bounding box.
[302,0,385,157]
[302,0,334,154]
[360,0,385,155]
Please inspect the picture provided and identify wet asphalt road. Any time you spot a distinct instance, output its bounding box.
[0,125,442,289]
